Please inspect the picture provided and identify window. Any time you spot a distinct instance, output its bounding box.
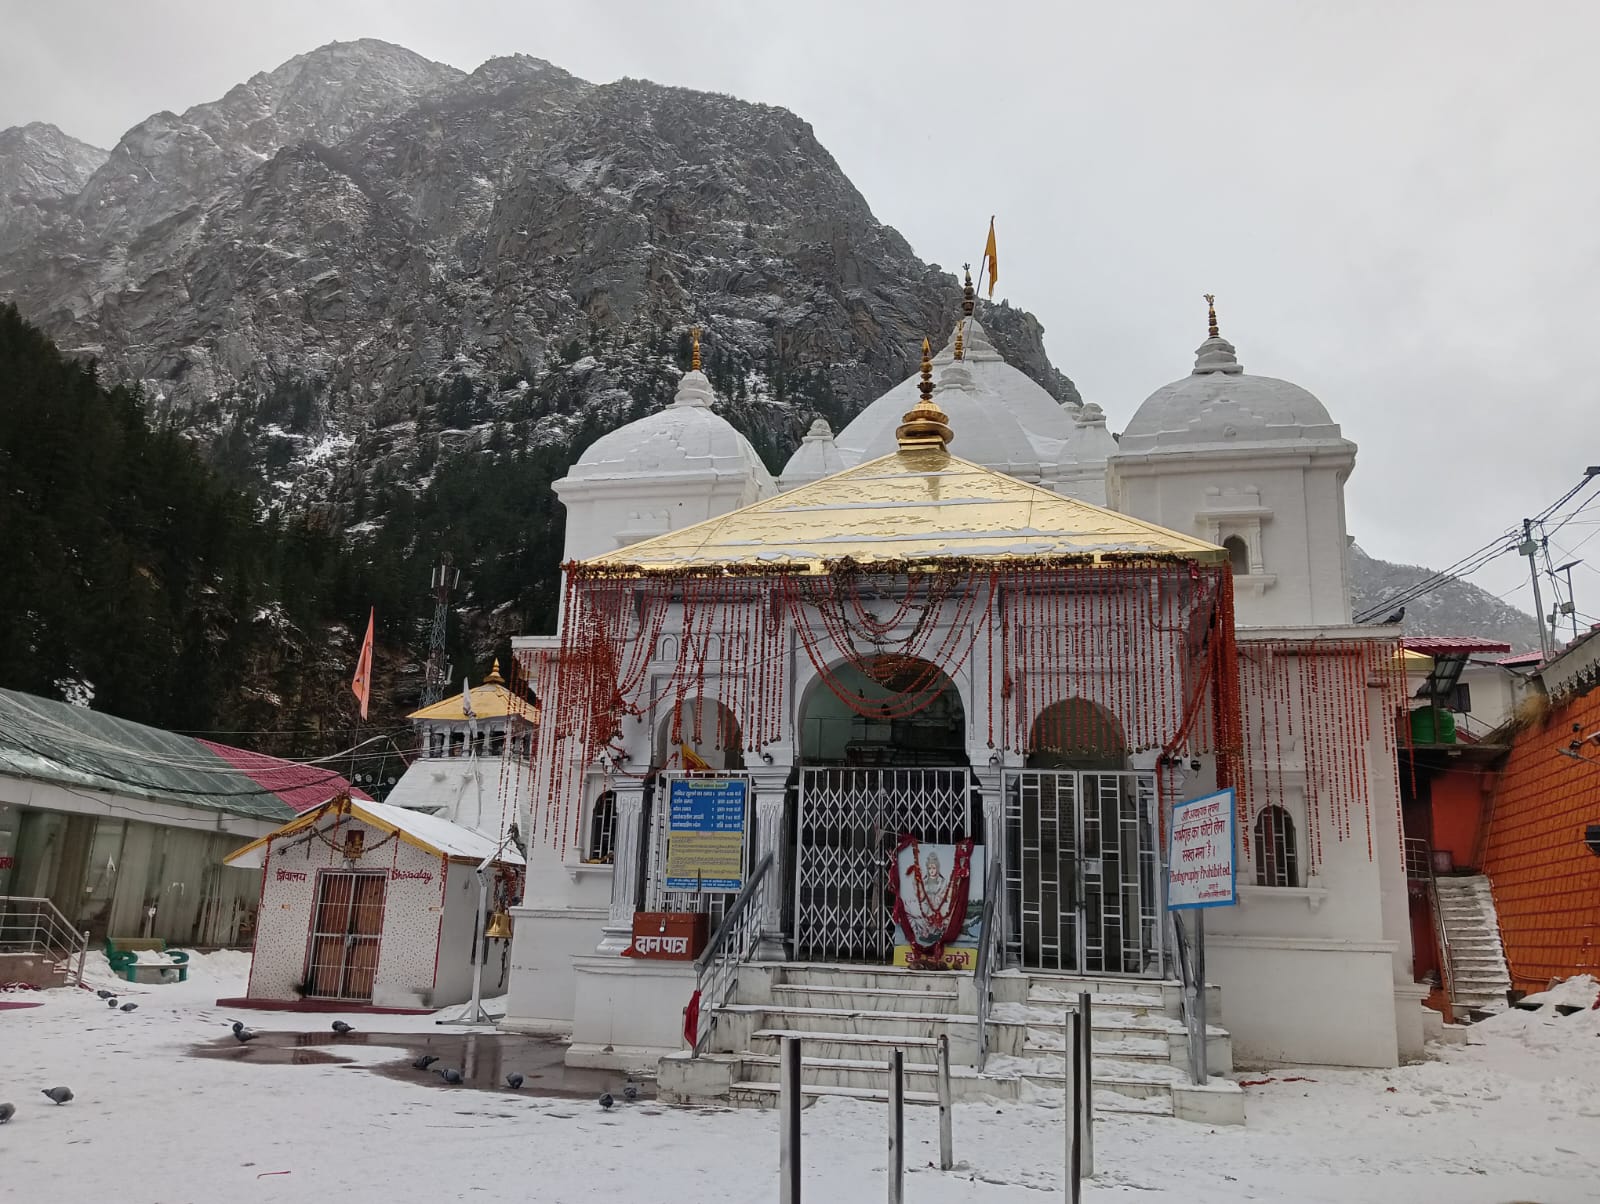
[1253,806,1298,887]
[1223,535,1250,576]
[587,791,617,864]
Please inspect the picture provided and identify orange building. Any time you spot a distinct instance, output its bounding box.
[1481,667,1600,992]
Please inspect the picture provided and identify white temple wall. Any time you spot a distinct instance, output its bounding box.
[1107,451,1354,628]
[1202,634,1418,1067]
[556,473,771,564]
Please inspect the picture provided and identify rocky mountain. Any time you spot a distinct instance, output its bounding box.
[0,122,107,253]
[0,40,1077,523]
[0,38,1540,708]
[1350,545,1542,651]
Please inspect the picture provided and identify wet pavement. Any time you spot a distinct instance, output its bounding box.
[189,1030,652,1100]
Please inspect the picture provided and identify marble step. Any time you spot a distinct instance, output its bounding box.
[747,1028,943,1063]
[771,983,963,1013]
[737,1053,1018,1099]
[774,964,975,993]
[726,1078,1173,1116]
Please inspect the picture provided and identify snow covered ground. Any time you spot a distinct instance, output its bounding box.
[3,954,1598,1203]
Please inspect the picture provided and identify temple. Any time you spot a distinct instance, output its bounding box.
[501,284,1419,1121]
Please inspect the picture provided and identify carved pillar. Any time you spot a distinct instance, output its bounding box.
[596,782,647,955]
[969,752,1016,962]
[750,765,793,961]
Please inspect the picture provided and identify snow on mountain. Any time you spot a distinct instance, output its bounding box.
[0,122,108,252]
[0,39,1533,650]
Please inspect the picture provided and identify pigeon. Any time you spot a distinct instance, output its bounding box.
[435,1068,463,1085]
[505,1072,524,1090]
[230,1020,246,1034]
[0,1103,13,1124]
[120,1002,137,1012]
[598,1092,614,1110]
[41,1087,73,1105]
[96,989,115,999]
[331,1021,354,1035]
[106,997,119,1008]
[233,1026,260,1043]
[411,1054,440,1071]
[623,1080,640,1103]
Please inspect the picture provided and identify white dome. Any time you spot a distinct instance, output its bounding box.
[1118,335,1345,455]
[836,317,1074,470]
[1062,401,1119,465]
[780,418,846,491]
[565,368,777,491]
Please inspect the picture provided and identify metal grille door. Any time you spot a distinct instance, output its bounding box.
[1006,770,1162,977]
[306,870,386,1001]
[794,767,973,962]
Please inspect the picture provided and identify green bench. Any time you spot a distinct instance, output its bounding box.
[104,937,189,984]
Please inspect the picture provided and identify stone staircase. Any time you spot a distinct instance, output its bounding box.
[1434,875,1512,1014]
[658,963,1242,1124]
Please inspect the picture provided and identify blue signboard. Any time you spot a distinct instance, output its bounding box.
[1166,787,1237,910]
[664,777,749,892]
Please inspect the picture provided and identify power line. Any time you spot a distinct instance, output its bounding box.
[1354,470,1599,624]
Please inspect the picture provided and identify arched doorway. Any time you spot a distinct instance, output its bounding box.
[1026,698,1128,771]
[1009,697,1160,976]
[792,656,977,963]
[655,696,744,771]
[798,654,967,767]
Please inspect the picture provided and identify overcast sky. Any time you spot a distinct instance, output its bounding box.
[4,1,1598,618]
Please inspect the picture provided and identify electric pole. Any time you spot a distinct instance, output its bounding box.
[1521,519,1552,662]
[422,554,460,706]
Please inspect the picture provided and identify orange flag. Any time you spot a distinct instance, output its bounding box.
[983,216,998,298]
[351,608,375,720]
[680,742,710,771]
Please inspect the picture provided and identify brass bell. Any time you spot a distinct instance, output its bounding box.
[484,910,514,940]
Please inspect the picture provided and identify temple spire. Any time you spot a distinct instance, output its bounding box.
[690,326,701,371]
[962,264,975,317]
[1204,293,1219,340]
[895,337,953,451]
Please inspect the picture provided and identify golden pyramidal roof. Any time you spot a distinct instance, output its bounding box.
[407,660,538,722]
[581,445,1225,574]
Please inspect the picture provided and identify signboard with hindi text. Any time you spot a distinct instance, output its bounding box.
[664,776,750,892]
[1166,788,1237,910]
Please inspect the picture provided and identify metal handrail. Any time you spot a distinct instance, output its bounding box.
[972,854,1004,1073]
[1170,911,1207,1085]
[690,852,775,1056]
[0,896,91,987]
[1404,838,1456,1010]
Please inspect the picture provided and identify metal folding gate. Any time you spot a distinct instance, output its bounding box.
[1004,770,1163,977]
[793,767,973,962]
[305,870,385,1001]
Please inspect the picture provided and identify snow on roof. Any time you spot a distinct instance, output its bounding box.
[0,688,364,822]
[225,795,524,869]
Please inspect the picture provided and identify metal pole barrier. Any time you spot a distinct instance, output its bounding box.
[936,1033,954,1171]
[1195,909,1209,1085]
[1077,991,1094,1178]
[781,1037,802,1204]
[888,1049,904,1204]
[75,929,89,988]
[1065,1013,1081,1204]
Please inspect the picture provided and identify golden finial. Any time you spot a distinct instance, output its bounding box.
[953,320,965,362]
[896,336,953,451]
[1204,294,1219,340]
[486,658,504,685]
[690,326,701,371]
[962,264,975,317]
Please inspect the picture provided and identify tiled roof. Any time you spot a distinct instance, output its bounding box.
[0,688,364,822]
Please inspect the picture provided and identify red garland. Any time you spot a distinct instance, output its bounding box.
[889,833,975,966]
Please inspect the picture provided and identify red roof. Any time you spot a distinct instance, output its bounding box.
[1400,637,1513,656]
[198,740,372,814]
